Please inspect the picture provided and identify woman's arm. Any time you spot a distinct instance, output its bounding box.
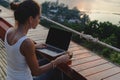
[20,38,70,76]
[35,43,46,49]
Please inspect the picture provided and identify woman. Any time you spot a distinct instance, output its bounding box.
[5,0,70,80]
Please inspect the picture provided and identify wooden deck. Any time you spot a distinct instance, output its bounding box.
[27,25,120,80]
[1,5,120,80]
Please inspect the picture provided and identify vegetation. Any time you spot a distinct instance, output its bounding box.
[0,0,20,8]
[41,1,120,65]
[0,0,10,8]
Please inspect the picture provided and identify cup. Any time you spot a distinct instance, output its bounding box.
[67,52,73,65]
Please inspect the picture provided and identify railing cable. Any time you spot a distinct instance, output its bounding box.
[41,16,120,52]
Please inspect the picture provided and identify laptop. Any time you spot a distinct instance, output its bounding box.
[37,27,72,57]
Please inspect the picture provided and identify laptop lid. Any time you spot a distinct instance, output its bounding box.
[46,27,72,51]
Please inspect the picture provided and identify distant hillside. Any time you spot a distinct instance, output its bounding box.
[0,0,10,8]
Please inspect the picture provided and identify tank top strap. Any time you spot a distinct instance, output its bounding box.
[17,36,27,46]
[4,28,13,43]
[4,27,28,48]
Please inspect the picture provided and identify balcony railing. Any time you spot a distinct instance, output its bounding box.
[41,16,120,53]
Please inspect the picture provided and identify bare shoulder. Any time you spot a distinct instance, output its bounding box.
[20,38,35,56]
[21,38,34,47]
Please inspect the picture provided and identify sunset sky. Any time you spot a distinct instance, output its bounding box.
[8,0,120,24]
[9,0,120,13]
[34,0,120,13]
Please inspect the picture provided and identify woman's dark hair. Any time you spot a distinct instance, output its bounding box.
[12,0,40,24]
[10,2,19,11]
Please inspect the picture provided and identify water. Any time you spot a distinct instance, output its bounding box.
[34,0,120,25]
[88,12,120,25]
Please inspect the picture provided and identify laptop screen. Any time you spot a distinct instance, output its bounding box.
[46,27,72,51]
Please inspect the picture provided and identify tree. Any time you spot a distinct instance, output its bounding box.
[13,0,20,2]
[84,20,99,37]
[80,14,90,26]
[0,0,9,8]
[41,2,51,15]
[98,22,116,40]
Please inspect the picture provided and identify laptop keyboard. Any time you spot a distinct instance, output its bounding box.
[46,46,63,53]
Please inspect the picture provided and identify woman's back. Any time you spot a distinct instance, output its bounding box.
[5,28,33,80]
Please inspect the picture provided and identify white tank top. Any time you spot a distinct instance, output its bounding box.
[4,28,33,80]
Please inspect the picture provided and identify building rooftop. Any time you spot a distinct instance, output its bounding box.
[1,5,120,80]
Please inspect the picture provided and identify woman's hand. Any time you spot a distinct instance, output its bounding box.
[35,43,46,49]
[53,54,71,66]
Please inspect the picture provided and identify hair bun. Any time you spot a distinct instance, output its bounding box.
[10,2,20,11]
